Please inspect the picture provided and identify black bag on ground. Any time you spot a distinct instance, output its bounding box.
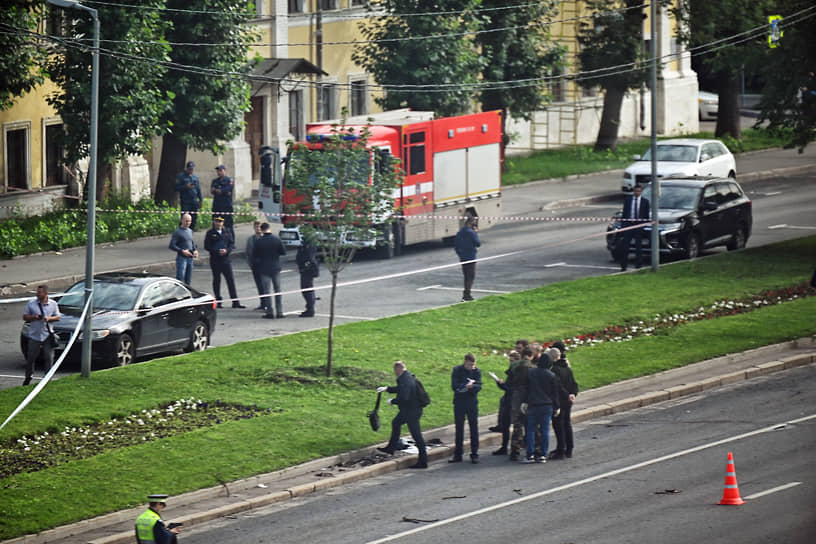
[368,392,382,431]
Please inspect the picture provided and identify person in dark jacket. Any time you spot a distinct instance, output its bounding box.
[620,184,651,270]
[295,239,319,317]
[175,161,202,230]
[453,216,480,301]
[211,164,235,233]
[245,220,264,309]
[521,352,560,463]
[204,216,245,308]
[548,342,579,460]
[490,350,518,455]
[252,222,287,319]
[449,353,482,464]
[508,347,535,461]
[376,361,428,469]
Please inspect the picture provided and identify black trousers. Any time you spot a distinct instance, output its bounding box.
[552,401,574,453]
[620,228,646,269]
[387,408,427,464]
[453,400,479,458]
[300,273,316,312]
[461,262,476,295]
[210,259,238,303]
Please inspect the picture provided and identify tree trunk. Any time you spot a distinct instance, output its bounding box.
[595,84,627,151]
[326,270,338,377]
[715,72,741,140]
[155,133,187,206]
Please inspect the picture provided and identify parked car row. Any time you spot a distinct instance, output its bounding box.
[20,273,216,368]
[607,176,753,261]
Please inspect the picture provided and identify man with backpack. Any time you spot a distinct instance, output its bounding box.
[376,361,428,469]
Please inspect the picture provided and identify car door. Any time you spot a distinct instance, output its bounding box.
[161,281,197,347]
[699,182,724,245]
[137,282,170,351]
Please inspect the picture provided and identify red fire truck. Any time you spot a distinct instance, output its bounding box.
[257,109,503,257]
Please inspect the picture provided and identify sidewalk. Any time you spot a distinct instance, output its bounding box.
[1,146,814,299]
[6,337,814,544]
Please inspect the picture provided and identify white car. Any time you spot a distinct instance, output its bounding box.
[621,138,736,192]
[699,91,718,120]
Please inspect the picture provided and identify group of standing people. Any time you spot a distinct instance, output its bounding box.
[169,161,320,318]
[375,344,577,469]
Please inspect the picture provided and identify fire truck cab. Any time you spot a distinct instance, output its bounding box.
[257,109,503,258]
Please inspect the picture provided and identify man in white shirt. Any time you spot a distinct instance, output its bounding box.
[22,285,60,385]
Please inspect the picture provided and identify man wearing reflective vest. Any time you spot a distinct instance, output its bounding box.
[135,494,180,543]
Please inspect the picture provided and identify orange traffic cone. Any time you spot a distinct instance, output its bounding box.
[718,452,746,505]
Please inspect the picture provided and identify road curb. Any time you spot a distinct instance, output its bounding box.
[21,341,812,544]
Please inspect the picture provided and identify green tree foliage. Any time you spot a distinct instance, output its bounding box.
[755,0,816,151]
[154,0,257,205]
[284,118,403,376]
[674,0,774,139]
[577,0,649,151]
[353,0,485,117]
[45,0,171,200]
[476,0,565,146]
[0,0,46,110]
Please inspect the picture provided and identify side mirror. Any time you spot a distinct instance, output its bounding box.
[703,201,718,211]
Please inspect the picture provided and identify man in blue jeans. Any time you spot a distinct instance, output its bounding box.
[521,352,560,463]
[168,213,198,284]
[449,353,482,464]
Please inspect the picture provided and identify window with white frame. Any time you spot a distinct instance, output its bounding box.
[3,121,31,191]
[288,89,304,141]
[349,77,368,116]
[318,82,338,121]
[288,0,305,13]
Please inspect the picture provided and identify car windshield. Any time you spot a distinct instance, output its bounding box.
[641,145,699,162]
[654,185,701,210]
[58,281,142,311]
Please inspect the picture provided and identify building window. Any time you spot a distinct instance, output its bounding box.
[350,0,366,6]
[3,121,31,191]
[44,121,69,186]
[288,0,305,13]
[318,83,338,121]
[350,78,367,116]
[319,0,339,10]
[289,90,304,141]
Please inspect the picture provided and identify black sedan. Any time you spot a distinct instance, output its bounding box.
[606,177,752,261]
[20,273,217,367]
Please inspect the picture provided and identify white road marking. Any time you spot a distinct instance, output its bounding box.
[416,285,442,291]
[546,262,620,270]
[768,224,816,230]
[744,482,802,500]
[768,224,787,229]
[364,413,816,543]
[545,262,567,267]
[417,286,510,294]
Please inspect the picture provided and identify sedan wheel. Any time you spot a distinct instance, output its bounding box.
[727,226,746,251]
[685,233,701,260]
[185,321,209,353]
[115,333,135,366]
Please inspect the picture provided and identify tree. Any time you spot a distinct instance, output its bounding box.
[577,0,649,151]
[353,0,485,117]
[46,0,171,200]
[674,0,774,139]
[153,0,256,206]
[0,1,46,111]
[284,120,403,377]
[755,0,816,151]
[476,0,565,151]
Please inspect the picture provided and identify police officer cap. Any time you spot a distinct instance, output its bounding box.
[186,161,195,169]
[148,494,168,503]
[213,216,225,222]
[215,164,226,171]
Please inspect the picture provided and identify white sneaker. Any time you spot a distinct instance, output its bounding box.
[520,456,536,464]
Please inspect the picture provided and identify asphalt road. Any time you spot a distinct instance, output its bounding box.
[1,170,814,389]
[178,364,816,544]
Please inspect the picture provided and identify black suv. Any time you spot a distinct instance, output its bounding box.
[606,177,752,260]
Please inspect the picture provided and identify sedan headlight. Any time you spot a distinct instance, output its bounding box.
[79,330,111,340]
[660,222,683,233]
[623,172,632,180]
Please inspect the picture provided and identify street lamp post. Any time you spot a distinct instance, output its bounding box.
[47,0,99,378]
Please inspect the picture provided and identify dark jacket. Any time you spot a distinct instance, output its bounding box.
[175,172,202,210]
[296,242,319,278]
[253,232,286,276]
[551,358,578,405]
[451,364,481,404]
[622,194,650,223]
[454,225,480,261]
[204,228,234,262]
[211,176,234,210]
[525,367,560,410]
[387,371,421,411]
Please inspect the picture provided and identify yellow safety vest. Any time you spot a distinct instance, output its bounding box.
[134,508,160,544]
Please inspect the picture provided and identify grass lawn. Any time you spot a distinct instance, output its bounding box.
[0,235,814,539]
[502,127,791,185]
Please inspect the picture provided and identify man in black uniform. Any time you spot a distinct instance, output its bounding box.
[175,161,202,230]
[204,216,245,308]
[211,165,235,234]
[376,361,428,469]
[252,222,287,319]
[449,353,482,464]
[295,239,319,317]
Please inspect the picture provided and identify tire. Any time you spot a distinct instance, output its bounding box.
[684,233,701,260]
[726,225,746,251]
[185,320,209,353]
[114,333,135,367]
[375,227,394,259]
